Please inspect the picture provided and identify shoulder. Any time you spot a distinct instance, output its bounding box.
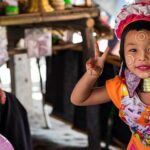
[3,91,27,113]
[106,75,122,89]
[4,91,19,103]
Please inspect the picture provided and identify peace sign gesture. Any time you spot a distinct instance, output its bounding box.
[86,42,109,77]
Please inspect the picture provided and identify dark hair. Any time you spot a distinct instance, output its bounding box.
[119,20,150,66]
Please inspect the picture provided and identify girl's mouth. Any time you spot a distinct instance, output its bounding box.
[136,65,150,71]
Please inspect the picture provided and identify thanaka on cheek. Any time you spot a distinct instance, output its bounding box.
[126,55,135,66]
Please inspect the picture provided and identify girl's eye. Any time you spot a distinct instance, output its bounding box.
[129,49,137,52]
[147,48,150,52]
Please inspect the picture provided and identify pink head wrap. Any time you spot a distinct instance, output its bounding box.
[115,1,150,39]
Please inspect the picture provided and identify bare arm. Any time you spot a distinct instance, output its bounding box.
[71,72,110,106]
[71,43,111,106]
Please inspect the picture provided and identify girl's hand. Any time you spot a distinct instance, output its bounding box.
[86,43,109,78]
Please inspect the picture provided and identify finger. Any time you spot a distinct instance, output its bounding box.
[86,63,92,69]
[86,58,93,65]
[86,58,92,63]
[101,47,110,61]
[94,42,100,57]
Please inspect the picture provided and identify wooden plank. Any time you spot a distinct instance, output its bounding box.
[42,7,99,22]
[0,7,99,26]
[42,12,96,23]
[42,6,99,15]
[7,47,121,67]
[8,43,82,55]
[0,13,41,26]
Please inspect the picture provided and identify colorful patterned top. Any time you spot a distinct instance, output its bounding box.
[106,76,150,150]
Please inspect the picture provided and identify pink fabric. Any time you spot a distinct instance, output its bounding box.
[130,144,136,150]
[0,134,14,150]
[124,69,141,97]
[115,2,150,39]
[135,1,150,4]
[115,14,150,39]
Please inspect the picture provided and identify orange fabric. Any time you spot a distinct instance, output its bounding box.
[137,110,150,126]
[106,76,150,150]
[127,135,150,150]
[106,76,122,109]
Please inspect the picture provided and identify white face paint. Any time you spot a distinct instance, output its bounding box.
[126,55,135,66]
[124,30,150,79]
[135,31,148,42]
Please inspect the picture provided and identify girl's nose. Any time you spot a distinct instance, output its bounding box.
[138,50,149,61]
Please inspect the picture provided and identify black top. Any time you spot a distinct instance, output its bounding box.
[0,92,33,150]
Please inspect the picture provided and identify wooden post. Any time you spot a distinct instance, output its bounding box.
[81,19,101,150]
[7,26,24,94]
[7,26,33,112]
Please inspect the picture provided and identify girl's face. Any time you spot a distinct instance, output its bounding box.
[124,30,150,79]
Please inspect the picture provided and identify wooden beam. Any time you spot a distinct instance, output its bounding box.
[0,7,99,26]
[7,43,82,56]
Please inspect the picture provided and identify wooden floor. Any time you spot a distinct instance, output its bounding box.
[29,101,122,150]
[32,125,88,150]
[31,115,122,150]
[29,102,88,150]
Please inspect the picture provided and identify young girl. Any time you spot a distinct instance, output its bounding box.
[71,1,150,150]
